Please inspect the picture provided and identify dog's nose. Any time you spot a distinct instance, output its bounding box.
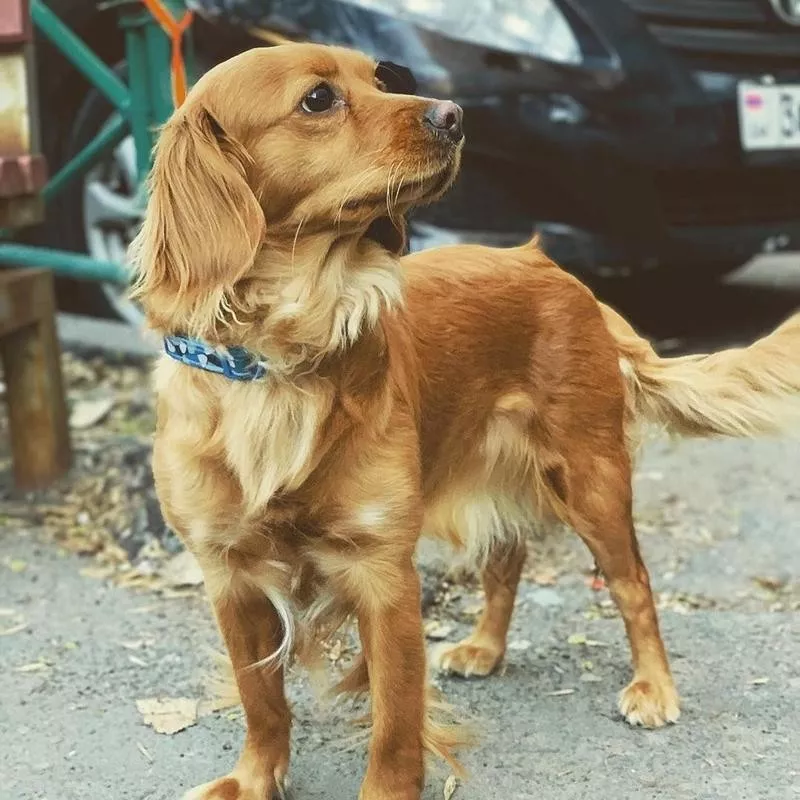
[423,101,463,143]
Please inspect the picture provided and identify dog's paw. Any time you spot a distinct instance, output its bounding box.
[618,677,680,728]
[182,771,290,800]
[433,638,503,678]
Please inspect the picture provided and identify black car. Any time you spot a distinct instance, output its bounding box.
[37,0,800,322]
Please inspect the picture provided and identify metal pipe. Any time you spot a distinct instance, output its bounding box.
[121,16,156,182]
[0,244,129,283]
[30,0,131,115]
[42,115,130,203]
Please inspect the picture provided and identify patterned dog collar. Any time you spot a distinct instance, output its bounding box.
[163,335,267,381]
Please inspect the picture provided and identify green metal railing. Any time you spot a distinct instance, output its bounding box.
[0,0,196,284]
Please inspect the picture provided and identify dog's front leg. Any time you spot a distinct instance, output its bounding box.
[357,556,426,800]
[184,575,291,800]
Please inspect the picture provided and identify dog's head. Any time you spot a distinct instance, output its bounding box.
[131,44,463,335]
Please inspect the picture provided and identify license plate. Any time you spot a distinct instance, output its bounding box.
[738,83,800,151]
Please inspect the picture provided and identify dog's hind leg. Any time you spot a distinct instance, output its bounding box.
[563,442,680,728]
[434,538,527,677]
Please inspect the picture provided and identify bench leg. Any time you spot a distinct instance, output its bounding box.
[0,277,70,489]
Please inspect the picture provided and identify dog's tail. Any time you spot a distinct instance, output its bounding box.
[600,304,800,438]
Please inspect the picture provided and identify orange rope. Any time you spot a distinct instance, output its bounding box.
[140,0,194,107]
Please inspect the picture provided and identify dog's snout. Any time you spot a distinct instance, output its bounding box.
[423,101,464,143]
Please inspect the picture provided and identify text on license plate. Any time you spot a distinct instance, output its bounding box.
[738,83,800,151]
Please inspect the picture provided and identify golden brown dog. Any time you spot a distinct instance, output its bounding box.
[131,43,800,800]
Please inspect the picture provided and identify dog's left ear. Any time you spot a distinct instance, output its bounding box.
[366,215,408,256]
[376,61,417,95]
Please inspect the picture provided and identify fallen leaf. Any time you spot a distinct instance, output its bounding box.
[589,575,606,591]
[327,639,344,662]
[752,576,786,592]
[547,688,575,697]
[129,605,159,615]
[69,396,115,429]
[443,774,458,800]
[567,633,586,646]
[580,673,603,683]
[63,641,78,650]
[161,550,204,588]
[507,639,532,651]
[198,695,240,718]
[128,656,148,667]
[7,559,27,574]
[531,570,558,586]
[0,622,28,636]
[15,661,48,673]
[136,698,199,735]
[424,621,454,641]
[161,588,197,600]
[80,565,116,580]
[749,677,770,686]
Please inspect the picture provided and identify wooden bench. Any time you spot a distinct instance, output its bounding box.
[0,0,71,489]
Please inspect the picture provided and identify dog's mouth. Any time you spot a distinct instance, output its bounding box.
[342,160,458,214]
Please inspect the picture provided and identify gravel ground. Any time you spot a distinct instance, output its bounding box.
[1,257,799,800]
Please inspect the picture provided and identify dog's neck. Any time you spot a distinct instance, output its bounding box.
[222,231,404,375]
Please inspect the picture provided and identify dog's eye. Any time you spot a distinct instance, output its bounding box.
[301,83,335,113]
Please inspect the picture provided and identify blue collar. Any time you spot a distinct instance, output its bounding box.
[164,335,267,381]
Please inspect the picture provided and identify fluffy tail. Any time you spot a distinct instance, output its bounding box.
[600,304,800,438]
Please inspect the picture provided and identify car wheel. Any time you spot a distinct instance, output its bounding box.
[51,61,144,326]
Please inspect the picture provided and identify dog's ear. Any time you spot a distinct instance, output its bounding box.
[375,61,417,95]
[130,105,265,333]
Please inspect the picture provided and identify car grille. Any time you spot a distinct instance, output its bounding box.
[656,167,800,226]
[622,0,800,71]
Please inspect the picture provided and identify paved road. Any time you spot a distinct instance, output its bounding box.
[2,256,799,800]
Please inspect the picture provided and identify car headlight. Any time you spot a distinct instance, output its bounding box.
[339,0,581,65]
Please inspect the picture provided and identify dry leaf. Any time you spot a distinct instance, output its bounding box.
[197,694,240,718]
[752,576,786,592]
[443,774,458,800]
[567,633,586,646]
[70,396,115,429]
[161,550,204,588]
[129,605,159,615]
[15,661,48,673]
[80,565,116,580]
[531,570,558,586]
[547,688,575,697]
[7,559,27,574]
[424,621,454,641]
[136,698,199,735]
[0,622,27,636]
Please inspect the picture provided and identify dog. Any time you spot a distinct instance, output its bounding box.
[131,43,800,800]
